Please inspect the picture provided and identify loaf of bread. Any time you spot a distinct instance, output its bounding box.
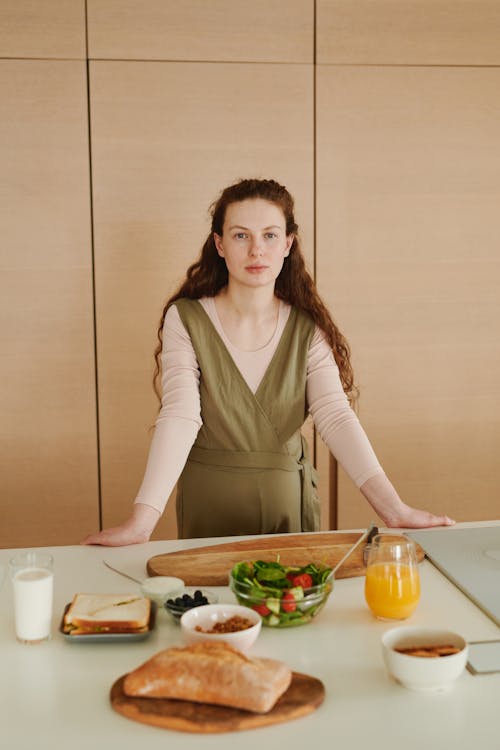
[123,641,292,713]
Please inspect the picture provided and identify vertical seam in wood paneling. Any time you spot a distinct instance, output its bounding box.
[84,0,103,530]
[312,0,339,529]
[313,0,338,529]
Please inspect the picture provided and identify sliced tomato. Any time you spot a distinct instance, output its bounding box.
[252,603,271,616]
[281,591,297,613]
[291,573,313,589]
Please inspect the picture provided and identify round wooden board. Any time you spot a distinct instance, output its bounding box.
[110,671,325,733]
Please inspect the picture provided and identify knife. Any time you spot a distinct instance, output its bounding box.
[331,522,378,577]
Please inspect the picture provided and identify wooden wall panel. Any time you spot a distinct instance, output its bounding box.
[315,438,334,530]
[317,66,500,529]
[87,0,313,62]
[0,0,86,59]
[90,61,314,539]
[317,0,500,65]
[0,61,98,548]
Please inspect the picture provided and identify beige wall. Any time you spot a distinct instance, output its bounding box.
[90,60,314,541]
[0,58,99,547]
[317,66,500,528]
[1,1,499,547]
[316,1,500,527]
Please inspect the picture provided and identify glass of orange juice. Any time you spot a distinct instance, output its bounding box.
[364,534,420,620]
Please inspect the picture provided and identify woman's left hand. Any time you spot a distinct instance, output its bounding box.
[382,504,455,529]
[360,473,455,529]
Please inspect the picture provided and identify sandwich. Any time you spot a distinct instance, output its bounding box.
[63,593,151,635]
[123,641,292,713]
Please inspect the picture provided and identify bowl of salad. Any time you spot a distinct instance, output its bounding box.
[229,559,333,627]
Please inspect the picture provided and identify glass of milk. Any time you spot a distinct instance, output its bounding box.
[9,552,54,644]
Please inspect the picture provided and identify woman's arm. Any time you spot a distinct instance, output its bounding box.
[307,327,454,528]
[82,305,202,546]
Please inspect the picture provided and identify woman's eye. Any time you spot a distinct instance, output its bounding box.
[265,233,277,239]
[235,232,247,239]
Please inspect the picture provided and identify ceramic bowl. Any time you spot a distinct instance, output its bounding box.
[180,603,261,652]
[382,625,468,691]
[140,576,184,606]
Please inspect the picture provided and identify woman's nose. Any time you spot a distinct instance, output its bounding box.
[249,237,264,255]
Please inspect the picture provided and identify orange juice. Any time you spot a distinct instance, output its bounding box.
[365,562,420,620]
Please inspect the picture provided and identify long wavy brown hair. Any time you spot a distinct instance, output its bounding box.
[153,178,358,404]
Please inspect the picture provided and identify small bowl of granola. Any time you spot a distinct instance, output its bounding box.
[180,603,261,653]
[382,626,468,691]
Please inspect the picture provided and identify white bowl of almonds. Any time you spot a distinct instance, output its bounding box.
[180,603,261,653]
[382,626,468,692]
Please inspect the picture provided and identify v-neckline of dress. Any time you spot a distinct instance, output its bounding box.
[194,298,296,405]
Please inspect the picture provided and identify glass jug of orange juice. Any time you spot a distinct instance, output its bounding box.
[365,534,420,620]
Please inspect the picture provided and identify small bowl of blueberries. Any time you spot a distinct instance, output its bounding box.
[164,587,218,621]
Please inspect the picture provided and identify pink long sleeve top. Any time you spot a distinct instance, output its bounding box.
[134,298,384,513]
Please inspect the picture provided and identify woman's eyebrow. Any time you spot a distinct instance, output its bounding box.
[228,224,283,231]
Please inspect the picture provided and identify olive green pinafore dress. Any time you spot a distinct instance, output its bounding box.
[174,298,320,538]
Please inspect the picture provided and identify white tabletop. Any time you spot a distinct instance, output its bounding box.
[1,522,499,750]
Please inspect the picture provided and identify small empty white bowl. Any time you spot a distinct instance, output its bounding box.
[140,576,184,606]
[180,603,261,653]
[382,626,468,692]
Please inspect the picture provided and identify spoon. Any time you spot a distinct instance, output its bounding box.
[102,560,143,584]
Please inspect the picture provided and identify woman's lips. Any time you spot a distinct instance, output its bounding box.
[246,265,268,273]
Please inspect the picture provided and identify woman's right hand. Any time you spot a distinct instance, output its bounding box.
[81,503,161,547]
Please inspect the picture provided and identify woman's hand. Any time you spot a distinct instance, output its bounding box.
[81,503,161,546]
[360,473,455,529]
[381,503,455,529]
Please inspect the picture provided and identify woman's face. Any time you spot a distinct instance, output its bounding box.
[214,199,293,291]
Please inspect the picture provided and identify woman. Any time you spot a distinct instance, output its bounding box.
[84,178,454,545]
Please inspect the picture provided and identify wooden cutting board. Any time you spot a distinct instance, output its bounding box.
[110,671,325,733]
[147,531,425,585]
